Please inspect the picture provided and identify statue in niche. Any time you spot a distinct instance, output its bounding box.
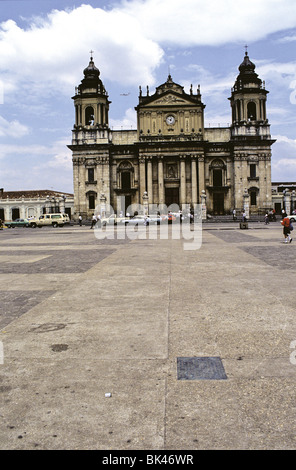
[167,165,177,178]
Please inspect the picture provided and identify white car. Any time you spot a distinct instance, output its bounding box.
[288,215,296,223]
[122,215,162,226]
[122,215,146,226]
[101,214,129,226]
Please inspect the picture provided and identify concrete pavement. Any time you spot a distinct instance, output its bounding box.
[0,221,295,450]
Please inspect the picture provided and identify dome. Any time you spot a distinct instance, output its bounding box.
[83,56,100,78]
[239,52,256,74]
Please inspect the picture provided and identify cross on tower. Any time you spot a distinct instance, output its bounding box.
[89,50,94,59]
[245,44,248,55]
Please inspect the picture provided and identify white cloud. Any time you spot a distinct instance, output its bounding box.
[0,116,29,138]
[270,134,296,180]
[0,4,164,97]
[0,0,296,100]
[0,137,73,191]
[110,108,137,129]
[121,0,296,46]
[0,137,71,166]
[273,135,296,148]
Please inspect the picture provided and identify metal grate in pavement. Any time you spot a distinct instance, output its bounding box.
[177,356,227,380]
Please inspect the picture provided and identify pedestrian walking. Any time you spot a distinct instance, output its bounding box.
[232,209,237,220]
[78,215,82,226]
[281,215,292,243]
[90,214,97,229]
[264,213,269,225]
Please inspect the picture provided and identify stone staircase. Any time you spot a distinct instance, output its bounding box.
[204,214,266,223]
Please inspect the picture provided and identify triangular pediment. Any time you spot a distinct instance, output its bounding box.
[151,92,190,106]
[139,90,198,109]
[135,75,205,112]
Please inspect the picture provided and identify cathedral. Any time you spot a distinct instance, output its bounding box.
[68,51,275,219]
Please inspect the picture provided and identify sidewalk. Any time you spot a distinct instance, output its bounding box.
[0,223,295,450]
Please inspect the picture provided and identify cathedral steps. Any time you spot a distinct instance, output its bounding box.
[204,215,268,223]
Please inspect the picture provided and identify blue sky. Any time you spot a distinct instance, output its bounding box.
[0,0,296,193]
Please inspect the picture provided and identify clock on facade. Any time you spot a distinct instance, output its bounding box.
[166,115,175,125]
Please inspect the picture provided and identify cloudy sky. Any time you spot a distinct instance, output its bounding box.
[0,0,296,193]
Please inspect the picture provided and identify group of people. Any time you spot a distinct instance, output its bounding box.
[232,209,247,222]
[264,209,277,224]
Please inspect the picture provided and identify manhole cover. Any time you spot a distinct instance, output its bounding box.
[177,357,227,380]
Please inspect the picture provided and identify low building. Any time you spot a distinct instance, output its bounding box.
[0,189,74,222]
[271,183,296,215]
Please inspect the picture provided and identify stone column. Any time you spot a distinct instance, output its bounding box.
[147,157,153,206]
[139,156,146,204]
[291,190,296,213]
[201,190,207,220]
[191,156,198,206]
[45,195,51,214]
[143,191,149,216]
[60,196,66,214]
[243,188,250,219]
[158,157,165,207]
[102,156,110,207]
[180,156,186,206]
[233,154,242,210]
[100,193,107,218]
[198,155,205,202]
[265,154,272,211]
[284,189,291,215]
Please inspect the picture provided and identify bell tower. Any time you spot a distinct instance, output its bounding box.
[229,49,270,138]
[72,52,111,135]
[69,54,112,219]
[229,50,275,213]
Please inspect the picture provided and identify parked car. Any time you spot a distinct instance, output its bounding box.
[29,213,67,228]
[122,215,163,226]
[5,218,30,228]
[122,215,146,226]
[288,214,296,222]
[62,213,70,224]
[101,214,129,226]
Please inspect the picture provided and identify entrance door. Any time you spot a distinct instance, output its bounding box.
[165,187,179,207]
[124,195,132,215]
[213,169,222,187]
[122,172,131,190]
[12,208,20,220]
[213,193,224,215]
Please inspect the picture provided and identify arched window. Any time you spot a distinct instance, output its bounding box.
[249,187,259,206]
[85,106,94,125]
[247,102,257,121]
[210,159,226,187]
[117,161,134,190]
[89,194,95,209]
[86,190,97,210]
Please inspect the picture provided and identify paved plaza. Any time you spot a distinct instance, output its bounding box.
[0,221,295,450]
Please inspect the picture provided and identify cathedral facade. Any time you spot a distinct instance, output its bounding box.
[68,52,275,219]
